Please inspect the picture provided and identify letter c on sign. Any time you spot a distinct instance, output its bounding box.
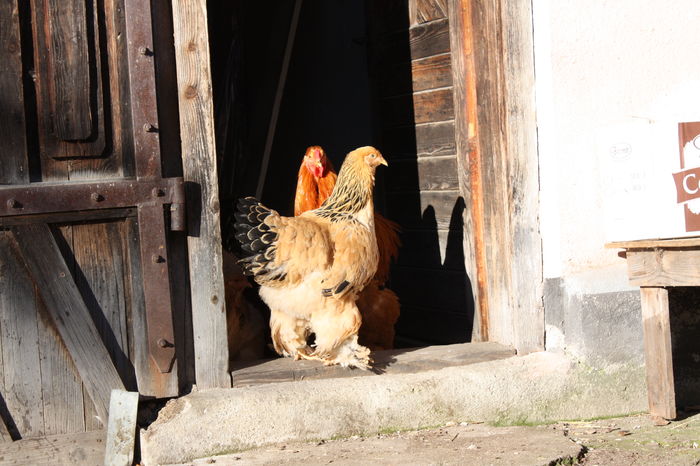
[683,173,699,194]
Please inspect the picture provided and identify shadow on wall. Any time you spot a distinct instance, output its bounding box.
[366,0,475,346]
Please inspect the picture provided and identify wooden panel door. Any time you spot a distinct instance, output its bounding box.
[0,0,191,438]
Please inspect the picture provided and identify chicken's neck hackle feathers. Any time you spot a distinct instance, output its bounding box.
[316,147,382,221]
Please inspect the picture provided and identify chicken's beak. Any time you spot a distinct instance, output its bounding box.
[379,156,388,167]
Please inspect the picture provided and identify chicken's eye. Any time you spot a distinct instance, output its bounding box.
[370,153,376,158]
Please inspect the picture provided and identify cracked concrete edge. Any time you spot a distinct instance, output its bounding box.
[140,352,647,465]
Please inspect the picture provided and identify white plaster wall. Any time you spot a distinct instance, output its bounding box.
[533,0,700,290]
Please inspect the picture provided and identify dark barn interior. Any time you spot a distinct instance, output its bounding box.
[207,0,475,349]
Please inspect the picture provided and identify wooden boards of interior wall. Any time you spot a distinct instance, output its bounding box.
[447,0,543,353]
[368,0,476,344]
[171,0,230,389]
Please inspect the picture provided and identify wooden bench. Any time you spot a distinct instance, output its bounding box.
[607,236,700,419]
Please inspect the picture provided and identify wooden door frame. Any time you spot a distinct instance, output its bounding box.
[169,0,544,372]
[171,0,231,388]
[448,0,543,353]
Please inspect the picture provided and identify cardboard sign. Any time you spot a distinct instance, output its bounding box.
[599,120,700,242]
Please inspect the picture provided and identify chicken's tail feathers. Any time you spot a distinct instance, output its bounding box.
[233,197,279,278]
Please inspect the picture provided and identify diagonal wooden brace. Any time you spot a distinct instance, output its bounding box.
[10,223,125,425]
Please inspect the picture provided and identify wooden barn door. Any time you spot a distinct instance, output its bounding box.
[0,0,190,439]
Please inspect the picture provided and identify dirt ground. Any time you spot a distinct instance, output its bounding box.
[166,411,700,466]
[566,411,700,466]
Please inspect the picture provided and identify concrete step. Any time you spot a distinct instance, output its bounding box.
[140,349,647,465]
[230,342,515,387]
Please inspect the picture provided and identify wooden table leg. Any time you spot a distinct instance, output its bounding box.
[639,286,676,419]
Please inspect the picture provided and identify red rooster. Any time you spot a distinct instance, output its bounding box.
[294,145,401,350]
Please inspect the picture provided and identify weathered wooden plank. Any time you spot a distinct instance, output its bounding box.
[231,342,512,387]
[30,0,106,160]
[501,0,543,355]
[374,17,450,65]
[0,0,28,185]
[626,248,700,287]
[448,0,543,351]
[381,87,454,127]
[57,225,99,433]
[47,0,93,140]
[388,156,459,192]
[104,390,138,466]
[386,190,464,231]
[410,0,448,26]
[10,224,125,426]
[607,236,700,249]
[640,287,677,419]
[0,233,45,438]
[380,53,453,97]
[448,0,492,343]
[412,53,453,91]
[0,429,105,465]
[71,222,135,387]
[171,0,230,389]
[383,120,456,159]
[37,301,85,436]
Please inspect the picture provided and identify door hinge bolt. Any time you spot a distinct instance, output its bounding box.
[91,193,104,202]
[7,198,21,209]
[151,254,165,264]
[139,46,154,56]
[152,187,165,197]
[157,338,173,348]
[143,123,158,133]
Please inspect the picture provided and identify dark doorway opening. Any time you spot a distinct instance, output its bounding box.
[207,0,475,355]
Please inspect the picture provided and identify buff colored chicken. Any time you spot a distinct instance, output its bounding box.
[294,145,401,350]
[234,146,388,369]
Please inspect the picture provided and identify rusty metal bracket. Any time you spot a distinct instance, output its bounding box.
[137,203,177,373]
[0,177,185,220]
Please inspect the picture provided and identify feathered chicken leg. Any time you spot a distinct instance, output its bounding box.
[309,300,371,369]
[269,309,309,358]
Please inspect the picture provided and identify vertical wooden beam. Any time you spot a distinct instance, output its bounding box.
[448,0,543,351]
[447,0,489,341]
[500,0,543,354]
[0,0,28,183]
[640,287,676,419]
[0,2,42,437]
[171,0,230,388]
